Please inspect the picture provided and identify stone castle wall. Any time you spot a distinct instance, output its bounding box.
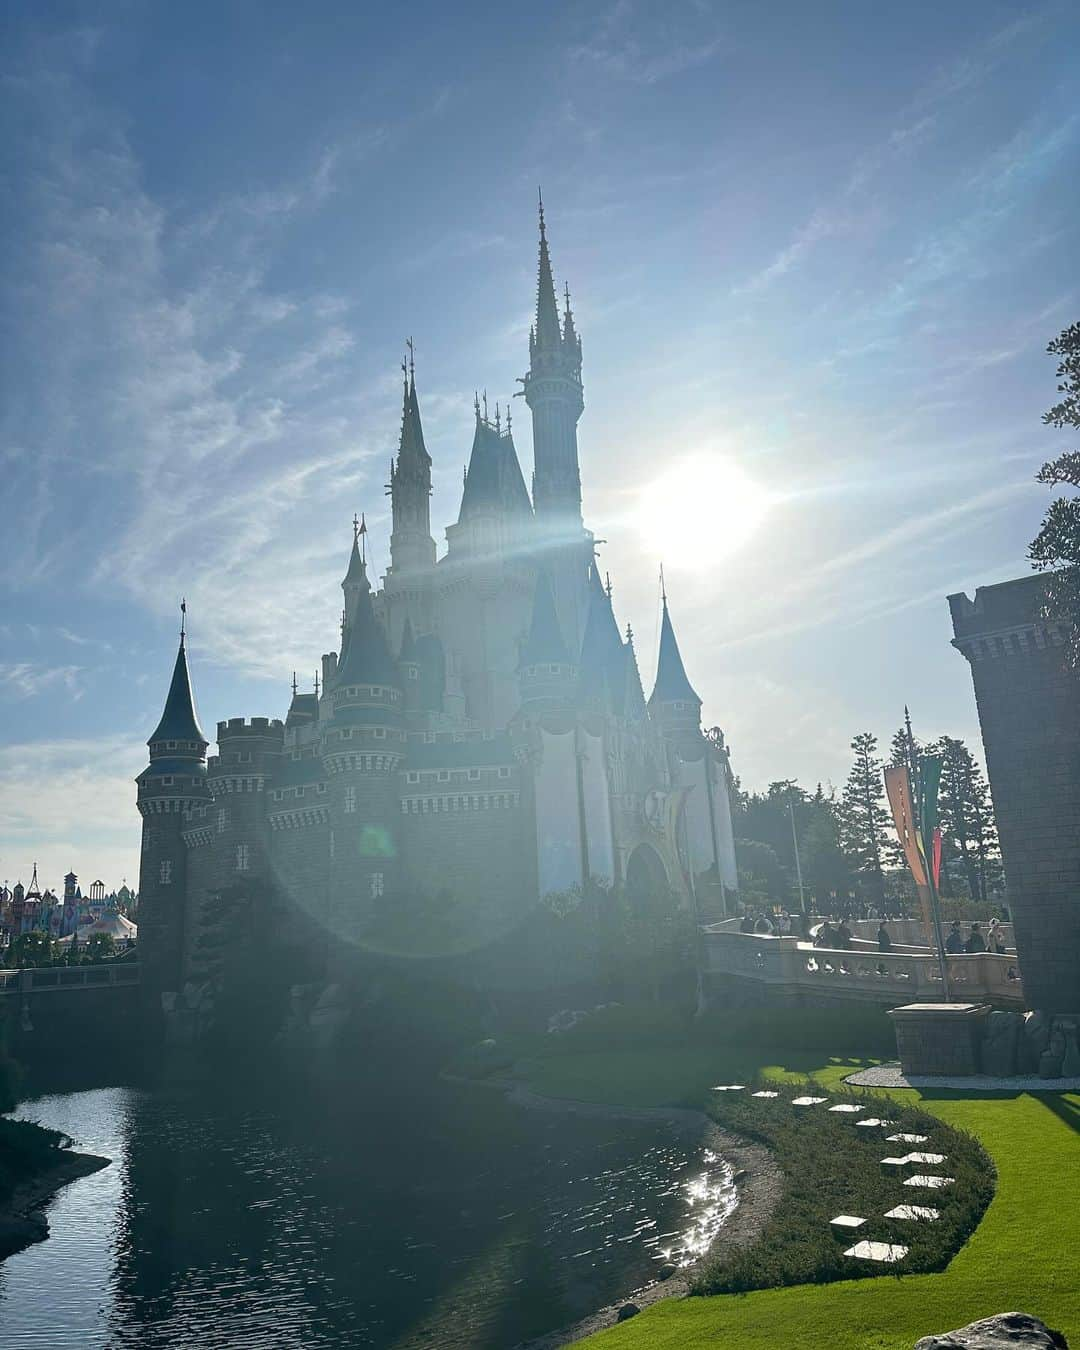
[950,575,1080,1015]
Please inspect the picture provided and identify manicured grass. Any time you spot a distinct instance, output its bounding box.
[517,1041,1080,1348]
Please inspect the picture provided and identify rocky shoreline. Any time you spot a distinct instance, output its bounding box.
[0,1148,111,1262]
[446,1075,784,1349]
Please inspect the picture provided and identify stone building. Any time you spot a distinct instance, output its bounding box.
[950,574,1080,1016]
[136,205,740,1000]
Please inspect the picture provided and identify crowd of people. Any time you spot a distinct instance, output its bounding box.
[737,909,1010,956]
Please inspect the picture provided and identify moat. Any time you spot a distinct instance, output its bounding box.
[0,1065,735,1348]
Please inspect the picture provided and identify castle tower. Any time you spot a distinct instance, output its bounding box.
[522,196,592,650]
[321,527,404,936]
[445,398,533,561]
[388,349,436,576]
[136,620,210,1001]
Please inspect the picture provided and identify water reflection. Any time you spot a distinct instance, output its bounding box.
[1,1069,736,1348]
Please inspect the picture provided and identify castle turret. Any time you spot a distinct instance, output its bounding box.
[517,569,577,710]
[445,398,533,561]
[137,619,210,1001]
[388,349,436,576]
[648,590,703,746]
[322,526,403,934]
[577,565,624,714]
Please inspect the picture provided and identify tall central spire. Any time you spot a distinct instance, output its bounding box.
[534,189,562,352]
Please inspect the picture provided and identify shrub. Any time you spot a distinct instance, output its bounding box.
[693,1080,993,1294]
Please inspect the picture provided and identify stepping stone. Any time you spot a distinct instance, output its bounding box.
[905,1152,946,1166]
[828,1103,865,1114]
[829,1215,866,1239]
[791,1096,828,1107]
[854,1117,890,1130]
[752,1090,779,1098]
[880,1156,909,1172]
[884,1204,940,1222]
[904,1174,953,1190]
[843,1240,908,1264]
[710,1085,746,1092]
[886,1133,929,1144]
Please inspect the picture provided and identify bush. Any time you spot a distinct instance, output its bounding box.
[693,1080,993,1294]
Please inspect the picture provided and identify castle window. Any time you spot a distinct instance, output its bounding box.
[438,770,449,782]
[344,785,357,814]
[370,872,384,899]
[424,732,435,743]
[162,776,174,786]
[217,808,227,833]
[468,768,480,781]
[291,751,301,761]
[406,771,419,784]
[329,830,335,860]
[317,783,327,794]
[373,727,386,739]
[238,752,252,764]
[407,667,419,680]
[159,860,172,885]
[236,843,250,872]
[296,787,305,798]
[498,767,510,779]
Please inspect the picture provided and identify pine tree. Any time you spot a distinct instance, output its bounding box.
[936,737,999,903]
[839,732,892,899]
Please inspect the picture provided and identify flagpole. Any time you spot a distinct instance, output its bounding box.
[789,800,806,915]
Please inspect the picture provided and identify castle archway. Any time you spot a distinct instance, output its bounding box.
[625,843,668,901]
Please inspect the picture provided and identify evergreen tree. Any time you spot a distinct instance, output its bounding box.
[936,737,999,903]
[800,809,850,912]
[839,732,893,898]
[1030,321,1080,663]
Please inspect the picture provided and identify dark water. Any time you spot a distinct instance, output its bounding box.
[0,1067,735,1348]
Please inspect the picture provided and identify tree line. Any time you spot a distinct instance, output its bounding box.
[733,724,1000,915]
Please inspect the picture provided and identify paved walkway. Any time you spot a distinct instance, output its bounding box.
[846,1062,1080,1093]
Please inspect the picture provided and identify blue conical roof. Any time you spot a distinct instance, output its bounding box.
[520,569,570,668]
[578,566,624,708]
[458,416,532,523]
[649,598,701,707]
[149,637,207,745]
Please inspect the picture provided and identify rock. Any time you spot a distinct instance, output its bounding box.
[913,1311,1069,1348]
[1039,1026,1066,1079]
[1019,1011,1050,1074]
[657,1263,677,1280]
[733,1168,749,1184]
[1060,1021,1080,1078]
[981,1011,1019,1077]
[616,1303,640,1322]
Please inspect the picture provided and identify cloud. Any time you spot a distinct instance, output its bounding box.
[570,0,724,85]
[0,664,83,700]
[0,736,144,889]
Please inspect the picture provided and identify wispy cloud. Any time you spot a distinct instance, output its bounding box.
[570,0,725,85]
[0,664,83,700]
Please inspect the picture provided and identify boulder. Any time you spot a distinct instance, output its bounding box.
[616,1303,640,1322]
[914,1311,1068,1349]
[981,1011,1019,1077]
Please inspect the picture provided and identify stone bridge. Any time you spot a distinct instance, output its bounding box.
[0,963,142,1060]
[702,925,1024,1009]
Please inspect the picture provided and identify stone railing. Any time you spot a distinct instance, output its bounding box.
[0,963,141,995]
[701,929,1023,1005]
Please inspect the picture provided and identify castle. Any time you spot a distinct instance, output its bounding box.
[136,203,740,1000]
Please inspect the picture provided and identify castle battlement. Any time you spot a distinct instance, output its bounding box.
[216,717,286,740]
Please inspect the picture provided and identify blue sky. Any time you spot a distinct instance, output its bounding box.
[2,1,1078,891]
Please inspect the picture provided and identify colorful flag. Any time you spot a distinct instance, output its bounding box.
[884,765,927,887]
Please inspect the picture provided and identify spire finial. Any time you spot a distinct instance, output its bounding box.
[494,403,501,434]
[474,390,480,421]
[482,389,488,423]
[626,621,634,642]
[406,335,415,388]
[505,405,511,434]
[605,571,613,600]
[538,184,545,237]
[564,281,571,309]
[180,597,187,641]
[659,563,667,604]
[314,670,320,698]
[291,671,298,696]
[359,511,367,564]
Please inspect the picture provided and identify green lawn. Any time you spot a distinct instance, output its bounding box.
[515,1043,1080,1348]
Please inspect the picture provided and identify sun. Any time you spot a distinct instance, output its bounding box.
[636,452,770,569]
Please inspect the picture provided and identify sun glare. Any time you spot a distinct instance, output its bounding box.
[637,453,769,569]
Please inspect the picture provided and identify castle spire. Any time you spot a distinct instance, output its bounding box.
[649,591,702,711]
[388,346,435,575]
[148,622,207,747]
[534,188,562,352]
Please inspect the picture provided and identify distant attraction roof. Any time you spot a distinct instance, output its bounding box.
[649,597,701,707]
[149,637,208,745]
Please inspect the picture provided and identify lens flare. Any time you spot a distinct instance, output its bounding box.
[637,453,769,569]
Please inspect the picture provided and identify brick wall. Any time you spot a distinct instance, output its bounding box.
[950,575,1080,1015]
